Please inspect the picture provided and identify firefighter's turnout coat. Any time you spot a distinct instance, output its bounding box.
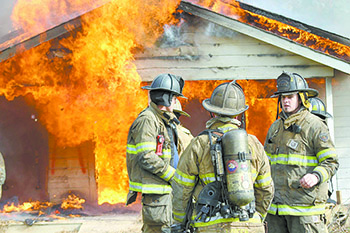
[172,117,274,229]
[177,124,194,155]
[126,102,181,196]
[264,108,339,216]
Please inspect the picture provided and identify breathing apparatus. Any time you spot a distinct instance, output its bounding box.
[195,81,255,223]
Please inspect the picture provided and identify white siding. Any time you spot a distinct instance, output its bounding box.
[135,21,333,81]
[332,70,350,203]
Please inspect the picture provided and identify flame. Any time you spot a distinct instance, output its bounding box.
[181,80,277,143]
[0,0,181,205]
[1,201,53,213]
[61,194,85,210]
[187,0,350,61]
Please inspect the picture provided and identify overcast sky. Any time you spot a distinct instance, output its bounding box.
[1,0,349,42]
[0,0,15,37]
[238,0,350,39]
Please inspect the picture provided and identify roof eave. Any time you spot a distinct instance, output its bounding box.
[0,16,82,63]
[180,1,350,75]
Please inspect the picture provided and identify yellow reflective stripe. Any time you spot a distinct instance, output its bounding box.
[129,181,172,194]
[174,169,196,187]
[173,210,186,222]
[217,124,238,133]
[199,173,216,185]
[268,204,277,215]
[127,142,156,154]
[266,152,272,161]
[255,172,272,187]
[268,153,318,166]
[317,148,336,163]
[158,149,171,159]
[129,181,142,192]
[268,203,326,216]
[192,212,261,227]
[160,166,175,182]
[313,166,329,182]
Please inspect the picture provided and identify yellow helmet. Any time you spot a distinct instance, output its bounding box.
[173,99,190,117]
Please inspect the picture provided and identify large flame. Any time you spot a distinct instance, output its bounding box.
[186,0,350,61]
[0,0,181,205]
[181,80,277,143]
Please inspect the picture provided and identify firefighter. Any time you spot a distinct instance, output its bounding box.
[309,97,332,121]
[172,81,274,232]
[173,98,193,154]
[264,72,339,233]
[309,97,340,229]
[0,152,5,199]
[125,73,186,233]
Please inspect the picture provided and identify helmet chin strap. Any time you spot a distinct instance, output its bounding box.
[276,95,281,120]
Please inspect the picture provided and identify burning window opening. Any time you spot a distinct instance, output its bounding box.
[0,0,182,208]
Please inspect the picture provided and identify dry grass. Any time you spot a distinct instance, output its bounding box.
[327,203,350,233]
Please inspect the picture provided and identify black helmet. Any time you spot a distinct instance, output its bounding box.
[202,81,248,116]
[142,73,185,97]
[272,72,318,98]
[309,97,332,119]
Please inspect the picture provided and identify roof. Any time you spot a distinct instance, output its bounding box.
[0,1,106,63]
[180,1,350,74]
[1,0,350,74]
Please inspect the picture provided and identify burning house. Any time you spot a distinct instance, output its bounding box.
[0,0,350,229]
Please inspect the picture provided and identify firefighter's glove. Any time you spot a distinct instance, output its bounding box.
[300,173,319,189]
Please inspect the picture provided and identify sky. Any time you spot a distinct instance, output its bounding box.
[0,0,15,38]
[238,0,350,39]
[1,0,349,44]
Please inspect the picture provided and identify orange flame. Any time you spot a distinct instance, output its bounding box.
[61,194,85,210]
[0,0,181,205]
[1,201,53,213]
[187,0,350,61]
[181,80,277,143]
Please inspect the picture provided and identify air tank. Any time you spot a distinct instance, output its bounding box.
[221,129,254,206]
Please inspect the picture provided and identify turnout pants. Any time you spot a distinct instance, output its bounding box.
[266,213,327,233]
[141,193,172,233]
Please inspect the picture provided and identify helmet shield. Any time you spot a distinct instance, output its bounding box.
[202,81,249,116]
[272,72,318,98]
[142,73,185,97]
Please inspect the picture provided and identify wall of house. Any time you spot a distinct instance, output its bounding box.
[135,17,333,81]
[332,71,350,203]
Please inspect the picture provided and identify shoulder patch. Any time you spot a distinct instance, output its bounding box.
[319,133,329,142]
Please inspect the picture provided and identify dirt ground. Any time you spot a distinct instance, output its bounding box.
[0,202,143,233]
